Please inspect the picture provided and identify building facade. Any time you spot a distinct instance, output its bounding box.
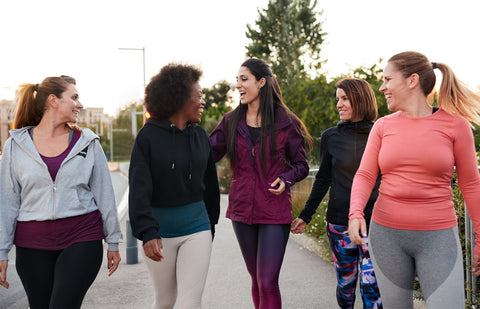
[0,99,15,152]
[0,102,111,153]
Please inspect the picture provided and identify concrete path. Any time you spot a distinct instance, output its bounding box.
[82,191,360,308]
[1,162,426,308]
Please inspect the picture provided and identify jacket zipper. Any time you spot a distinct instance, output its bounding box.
[50,139,91,219]
[251,143,257,224]
[52,181,57,219]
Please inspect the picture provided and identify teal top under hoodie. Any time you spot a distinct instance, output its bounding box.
[0,127,123,260]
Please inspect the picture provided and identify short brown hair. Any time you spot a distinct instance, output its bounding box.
[335,78,378,121]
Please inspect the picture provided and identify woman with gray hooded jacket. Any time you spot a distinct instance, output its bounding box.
[0,76,122,309]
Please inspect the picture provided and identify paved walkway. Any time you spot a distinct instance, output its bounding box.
[2,164,426,308]
[82,188,360,308]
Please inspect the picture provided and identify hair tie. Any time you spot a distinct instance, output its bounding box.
[34,84,39,91]
[432,62,437,69]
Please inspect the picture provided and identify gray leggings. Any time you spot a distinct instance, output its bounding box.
[368,221,464,309]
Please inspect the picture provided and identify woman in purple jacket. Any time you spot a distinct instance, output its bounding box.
[209,58,311,309]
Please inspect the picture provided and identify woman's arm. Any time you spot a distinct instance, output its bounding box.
[0,138,21,261]
[453,117,480,258]
[278,121,309,188]
[128,133,159,244]
[209,115,229,163]
[348,121,382,245]
[90,139,123,251]
[203,146,221,235]
[298,131,332,224]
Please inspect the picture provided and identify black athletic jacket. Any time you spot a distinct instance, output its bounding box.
[299,120,380,226]
[128,118,220,243]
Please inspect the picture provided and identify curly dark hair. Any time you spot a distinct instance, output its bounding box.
[144,63,203,120]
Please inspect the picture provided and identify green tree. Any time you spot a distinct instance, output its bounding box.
[203,80,232,108]
[246,0,326,87]
[283,74,336,138]
[112,102,137,160]
[200,81,234,133]
[350,61,389,118]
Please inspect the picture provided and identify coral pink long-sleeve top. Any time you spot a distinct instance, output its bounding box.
[349,109,480,255]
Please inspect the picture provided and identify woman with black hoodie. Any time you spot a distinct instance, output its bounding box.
[291,78,382,309]
[128,63,220,309]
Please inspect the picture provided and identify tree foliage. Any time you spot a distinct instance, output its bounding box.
[200,81,234,133]
[283,74,336,138]
[246,0,326,87]
[203,80,232,108]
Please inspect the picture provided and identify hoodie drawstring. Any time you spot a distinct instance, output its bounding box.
[169,122,192,182]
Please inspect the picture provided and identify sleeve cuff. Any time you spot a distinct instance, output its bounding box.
[107,243,119,251]
[0,250,9,261]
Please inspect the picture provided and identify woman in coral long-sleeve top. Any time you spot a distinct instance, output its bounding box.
[348,51,480,308]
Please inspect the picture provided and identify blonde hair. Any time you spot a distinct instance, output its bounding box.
[389,51,480,125]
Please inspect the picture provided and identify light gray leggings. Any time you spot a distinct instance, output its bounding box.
[368,221,464,309]
[143,230,212,309]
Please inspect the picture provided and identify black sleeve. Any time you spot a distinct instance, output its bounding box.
[298,131,332,224]
[203,146,220,234]
[128,132,159,244]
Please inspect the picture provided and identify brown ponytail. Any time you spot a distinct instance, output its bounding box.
[435,62,480,125]
[14,76,76,129]
[388,51,480,125]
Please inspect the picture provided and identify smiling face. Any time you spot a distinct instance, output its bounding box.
[56,83,83,123]
[179,82,205,124]
[236,66,264,106]
[379,62,411,111]
[336,88,359,122]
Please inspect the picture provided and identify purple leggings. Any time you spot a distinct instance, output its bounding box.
[232,221,290,309]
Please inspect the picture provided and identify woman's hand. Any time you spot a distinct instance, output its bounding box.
[0,260,9,289]
[291,218,307,234]
[473,254,480,277]
[348,218,367,245]
[143,238,164,262]
[268,177,285,195]
[107,251,121,276]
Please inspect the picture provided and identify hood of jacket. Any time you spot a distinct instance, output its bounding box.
[336,120,374,134]
[9,126,98,159]
[144,118,199,181]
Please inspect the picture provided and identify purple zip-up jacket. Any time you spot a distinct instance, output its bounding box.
[209,109,309,225]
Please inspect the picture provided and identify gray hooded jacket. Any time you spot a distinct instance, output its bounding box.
[0,127,122,260]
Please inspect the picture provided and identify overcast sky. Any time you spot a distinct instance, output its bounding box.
[1,0,479,115]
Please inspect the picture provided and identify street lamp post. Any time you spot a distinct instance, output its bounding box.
[118,47,147,135]
[118,47,146,88]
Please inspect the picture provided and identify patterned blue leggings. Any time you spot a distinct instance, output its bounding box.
[327,223,382,309]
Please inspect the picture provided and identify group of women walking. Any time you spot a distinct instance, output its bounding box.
[1,51,480,309]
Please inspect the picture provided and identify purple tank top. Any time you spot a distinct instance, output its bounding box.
[14,129,105,250]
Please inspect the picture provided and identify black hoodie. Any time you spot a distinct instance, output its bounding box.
[128,118,220,243]
[299,120,380,226]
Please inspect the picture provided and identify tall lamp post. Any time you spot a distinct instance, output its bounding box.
[117,47,146,265]
[118,47,146,88]
[118,47,147,135]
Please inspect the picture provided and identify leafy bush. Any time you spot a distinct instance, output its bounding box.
[216,157,232,194]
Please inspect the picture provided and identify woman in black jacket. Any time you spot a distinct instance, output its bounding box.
[128,63,220,309]
[291,78,382,309]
